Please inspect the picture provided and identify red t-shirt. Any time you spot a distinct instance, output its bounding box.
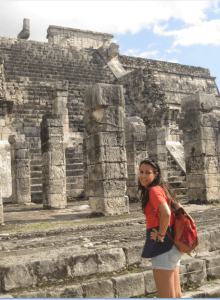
[143,186,175,229]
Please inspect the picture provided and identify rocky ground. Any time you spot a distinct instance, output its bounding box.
[0,200,220,298]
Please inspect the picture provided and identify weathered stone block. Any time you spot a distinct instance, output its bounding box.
[82,279,114,298]
[181,111,218,130]
[72,253,98,277]
[210,228,220,251]
[112,273,145,298]
[89,196,129,215]
[42,180,66,194]
[181,93,216,112]
[185,258,206,284]
[183,127,217,144]
[88,162,127,180]
[87,145,126,164]
[143,270,157,294]
[184,139,217,158]
[126,187,140,199]
[125,131,147,143]
[46,193,66,208]
[42,150,65,166]
[41,113,63,128]
[41,141,64,153]
[204,255,220,277]
[59,285,83,298]
[2,263,38,292]
[0,203,4,224]
[42,165,65,180]
[185,156,219,174]
[123,242,144,266]
[11,149,29,160]
[197,231,211,253]
[84,83,124,109]
[13,166,30,179]
[97,248,126,273]
[179,263,188,284]
[89,179,126,197]
[84,105,124,133]
[85,132,125,149]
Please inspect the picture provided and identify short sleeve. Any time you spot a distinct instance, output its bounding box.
[149,186,167,212]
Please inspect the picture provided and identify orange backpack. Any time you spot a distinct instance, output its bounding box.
[151,202,199,253]
[166,206,199,253]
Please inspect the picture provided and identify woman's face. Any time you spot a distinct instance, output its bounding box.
[139,163,158,188]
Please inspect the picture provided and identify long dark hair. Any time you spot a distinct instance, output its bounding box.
[138,158,180,213]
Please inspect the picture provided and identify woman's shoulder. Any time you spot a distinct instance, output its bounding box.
[149,185,165,194]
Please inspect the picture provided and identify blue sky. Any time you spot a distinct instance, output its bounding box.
[0,1,219,90]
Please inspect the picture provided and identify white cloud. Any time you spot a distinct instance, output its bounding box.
[147,43,158,49]
[0,1,215,41]
[165,49,181,54]
[123,49,140,56]
[154,20,220,46]
[212,1,220,13]
[168,59,178,63]
[123,49,159,58]
[157,54,167,61]
[139,50,159,58]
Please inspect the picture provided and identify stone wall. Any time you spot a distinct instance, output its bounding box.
[119,55,211,76]
[47,26,113,49]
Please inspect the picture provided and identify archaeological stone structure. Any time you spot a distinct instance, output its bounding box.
[0,18,219,218]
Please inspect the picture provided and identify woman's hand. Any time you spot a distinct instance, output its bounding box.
[150,228,164,242]
[150,228,158,241]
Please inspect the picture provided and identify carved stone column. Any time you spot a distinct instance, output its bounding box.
[52,82,69,144]
[84,83,129,216]
[147,127,168,181]
[8,134,31,204]
[40,113,67,209]
[125,117,148,202]
[180,93,220,203]
[0,186,4,224]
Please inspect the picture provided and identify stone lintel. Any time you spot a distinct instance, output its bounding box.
[47,25,114,39]
[181,93,216,112]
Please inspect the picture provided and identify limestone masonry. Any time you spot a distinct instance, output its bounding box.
[0,19,220,219]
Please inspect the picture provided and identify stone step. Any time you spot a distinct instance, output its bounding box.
[169,181,187,189]
[3,253,220,299]
[66,163,84,171]
[168,170,184,177]
[182,279,220,298]
[66,170,84,177]
[168,175,186,182]
[31,184,42,192]
[173,187,187,195]
[0,216,219,297]
[31,191,42,203]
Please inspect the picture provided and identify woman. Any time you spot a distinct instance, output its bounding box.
[139,158,183,298]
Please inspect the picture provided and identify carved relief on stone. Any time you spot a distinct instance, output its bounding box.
[17,19,30,40]
[108,43,120,59]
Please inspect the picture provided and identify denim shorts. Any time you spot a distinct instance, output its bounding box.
[151,245,183,270]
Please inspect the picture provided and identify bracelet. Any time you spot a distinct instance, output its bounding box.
[158,233,165,237]
[156,236,164,243]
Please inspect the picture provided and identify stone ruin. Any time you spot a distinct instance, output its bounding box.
[0,18,220,222]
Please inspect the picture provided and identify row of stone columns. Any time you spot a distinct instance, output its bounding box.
[4,88,220,221]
